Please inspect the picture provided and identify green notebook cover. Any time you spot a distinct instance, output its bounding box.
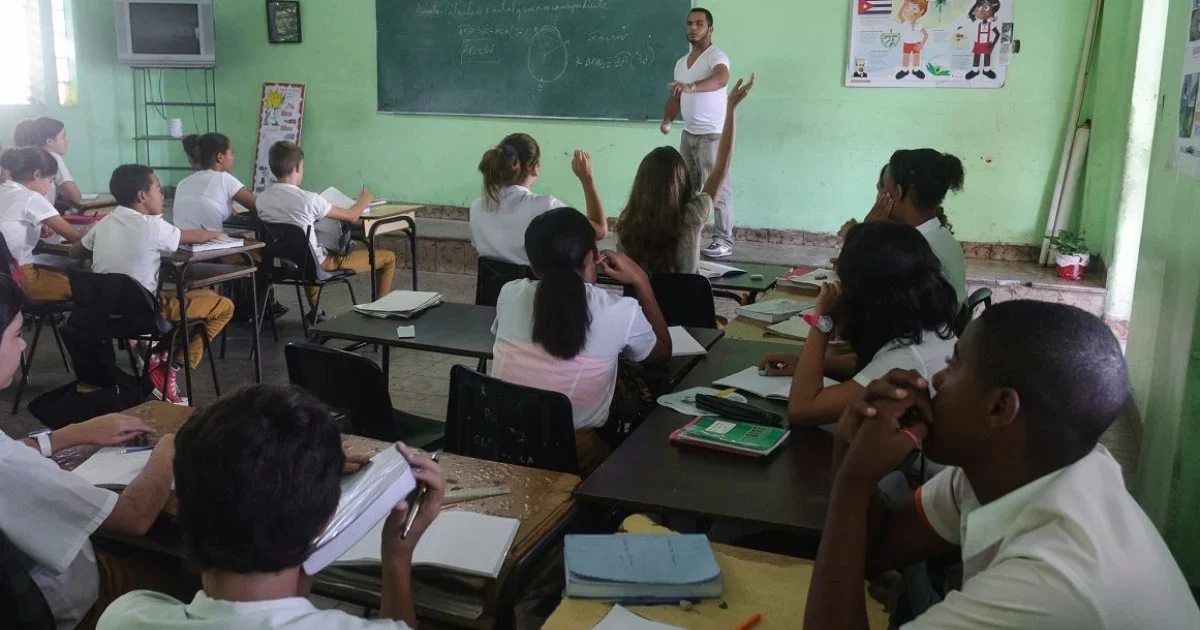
[680,417,788,452]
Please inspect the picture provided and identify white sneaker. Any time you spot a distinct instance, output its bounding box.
[701,241,733,259]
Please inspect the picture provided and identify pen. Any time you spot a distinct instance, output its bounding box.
[402,450,441,539]
[121,446,154,454]
[615,597,700,607]
[735,613,762,630]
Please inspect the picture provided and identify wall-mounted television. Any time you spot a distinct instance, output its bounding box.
[115,0,215,67]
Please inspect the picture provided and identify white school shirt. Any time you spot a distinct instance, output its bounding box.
[491,280,658,429]
[468,186,565,266]
[83,205,181,293]
[916,218,967,306]
[44,151,73,206]
[906,446,1200,629]
[903,21,926,44]
[0,180,59,265]
[256,183,334,264]
[173,169,246,231]
[98,590,413,630]
[0,431,117,630]
[674,45,731,135]
[852,331,957,391]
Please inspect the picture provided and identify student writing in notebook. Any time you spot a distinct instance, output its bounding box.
[0,275,192,630]
[257,141,396,323]
[760,221,957,426]
[98,384,446,630]
[838,150,967,305]
[14,116,83,207]
[491,208,671,473]
[73,165,230,405]
[0,147,85,301]
[804,302,1200,630]
[174,133,258,231]
[613,74,753,274]
[468,133,607,266]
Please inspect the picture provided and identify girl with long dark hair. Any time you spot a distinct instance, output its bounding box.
[174,133,258,231]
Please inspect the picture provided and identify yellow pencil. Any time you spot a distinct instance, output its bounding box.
[716,387,738,398]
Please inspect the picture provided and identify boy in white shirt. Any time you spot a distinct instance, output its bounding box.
[74,165,230,404]
[98,384,446,630]
[256,142,395,321]
[804,301,1200,629]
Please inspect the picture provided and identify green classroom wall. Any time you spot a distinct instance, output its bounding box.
[207,0,1096,244]
[1127,0,1200,585]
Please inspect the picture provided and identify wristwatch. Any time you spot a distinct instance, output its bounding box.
[803,313,835,335]
[28,429,53,457]
[688,83,698,93]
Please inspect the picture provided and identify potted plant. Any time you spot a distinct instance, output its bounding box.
[1049,230,1091,281]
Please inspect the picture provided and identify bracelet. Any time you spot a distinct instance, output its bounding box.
[899,428,923,449]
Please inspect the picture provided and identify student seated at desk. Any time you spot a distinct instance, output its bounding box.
[174,133,257,231]
[468,133,607,266]
[761,221,957,426]
[613,74,753,272]
[14,116,83,207]
[181,134,202,171]
[74,164,230,405]
[0,276,190,630]
[491,208,671,473]
[98,384,446,630]
[257,141,395,321]
[839,149,967,305]
[803,301,1200,630]
[0,147,85,301]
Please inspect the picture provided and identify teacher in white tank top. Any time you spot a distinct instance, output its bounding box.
[660,7,735,260]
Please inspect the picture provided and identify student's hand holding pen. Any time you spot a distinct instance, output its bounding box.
[357,188,375,206]
[381,443,445,561]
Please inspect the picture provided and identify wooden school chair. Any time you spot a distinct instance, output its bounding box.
[66,269,221,401]
[623,272,719,329]
[284,342,445,450]
[260,222,357,337]
[445,364,579,475]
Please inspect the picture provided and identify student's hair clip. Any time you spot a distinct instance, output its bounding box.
[500,145,517,159]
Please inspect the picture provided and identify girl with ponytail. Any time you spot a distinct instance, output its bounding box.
[841,148,967,304]
[759,221,958,427]
[490,208,671,471]
[469,133,607,266]
[0,147,86,301]
[14,117,82,207]
[174,132,257,231]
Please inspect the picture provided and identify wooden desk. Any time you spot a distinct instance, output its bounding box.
[543,515,888,630]
[575,339,837,539]
[722,285,822,345]
[354,203,421,298]
[78,194,117,212]
[64,401,581,629]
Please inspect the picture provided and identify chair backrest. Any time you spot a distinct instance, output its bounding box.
[445,364,579,474]
[954,287,994,336]
[0,529,55,630]
[65,270,166,340]
[261,222,325,284]
[284,342,405,442]
[475,257,530,307]
[623,273,718,328]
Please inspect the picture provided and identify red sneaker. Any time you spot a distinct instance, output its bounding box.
[162,363,189,406]
[148,352,167,395]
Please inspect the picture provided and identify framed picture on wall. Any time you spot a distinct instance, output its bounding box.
[266,1,302,44]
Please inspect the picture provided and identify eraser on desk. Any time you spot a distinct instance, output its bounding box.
[397,326,415,339]
[751,274,764,281]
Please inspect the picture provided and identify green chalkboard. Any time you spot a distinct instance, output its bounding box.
[375,0,694,120]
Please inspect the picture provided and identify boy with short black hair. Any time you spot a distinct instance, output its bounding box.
[74,164,230,404]
[97,384,445,629]
[256,141,396,322]
[804,301,1200,629]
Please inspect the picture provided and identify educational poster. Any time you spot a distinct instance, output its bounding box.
[1170,1,1200,180]
[251,83,306,193]
[846,0,1015,88]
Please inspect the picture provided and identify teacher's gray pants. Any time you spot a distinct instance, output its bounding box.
[680,130,734,247]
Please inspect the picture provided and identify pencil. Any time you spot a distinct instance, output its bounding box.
[735,613,762,630]
[716,387,738,398]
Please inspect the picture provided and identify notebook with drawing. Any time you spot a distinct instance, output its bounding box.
[335,510,520,579]
[669,327,707,357]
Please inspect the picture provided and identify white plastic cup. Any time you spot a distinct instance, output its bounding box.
[170,118,183,138]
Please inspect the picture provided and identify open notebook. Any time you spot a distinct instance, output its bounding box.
[696,261,745,279]
[319,187,388,209]
[70,447,154,488]
[335,510,520,579]
[714,366,838,400]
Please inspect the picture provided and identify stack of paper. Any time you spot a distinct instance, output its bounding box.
[696,261,745,279]
[564,534,722,600]
[354,291,443,319]
[671,417,791,457]
[669,327,707,357]
[735,299,809,324]
[181,236,245,253]
[593,606,684,630]
[777,267,837,290]
[713,366,838,401]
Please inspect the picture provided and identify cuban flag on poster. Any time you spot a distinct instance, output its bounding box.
[858,1,893,15]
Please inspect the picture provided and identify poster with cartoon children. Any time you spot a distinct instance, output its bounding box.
[251,83,306,193]
[846,0,1015,88]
